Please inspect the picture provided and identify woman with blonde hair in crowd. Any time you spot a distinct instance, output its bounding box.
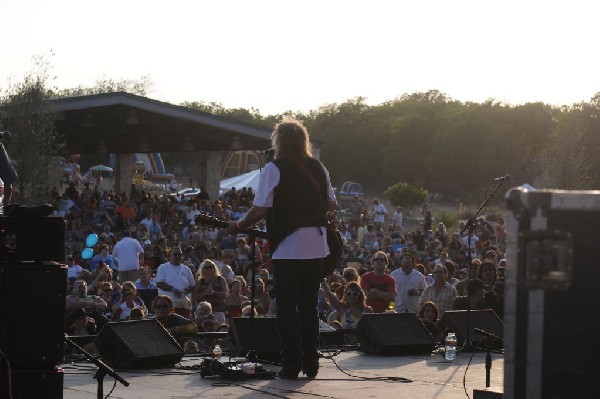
[192,259,228,324]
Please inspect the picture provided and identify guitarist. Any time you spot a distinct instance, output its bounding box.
[226,118,336,380]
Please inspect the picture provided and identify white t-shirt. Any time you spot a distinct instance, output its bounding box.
[462,234,479,257]
[67,264,84,279]
[390,268,427,313]
[373,203,387,223]
[117,302,142,320]
[155,262,196,301]
[112,237,144,271]
[392,211,403,228]
[254,161,336,260]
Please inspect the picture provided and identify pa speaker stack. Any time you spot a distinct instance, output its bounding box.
[0,215,66,399]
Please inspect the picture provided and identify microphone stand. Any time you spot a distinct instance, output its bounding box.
[459,177,507,353]
[485,337,492,388]
[246,231,258,363]
[64,336,129,399]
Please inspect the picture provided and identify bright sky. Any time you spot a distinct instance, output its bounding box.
[3,0,598,115]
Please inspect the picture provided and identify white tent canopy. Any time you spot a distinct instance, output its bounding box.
[220,169,261,193]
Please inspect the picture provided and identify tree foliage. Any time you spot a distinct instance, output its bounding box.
[57,75,153,97]
[7,52,600,203]
[0,56,65,205]
[383,182,428,210]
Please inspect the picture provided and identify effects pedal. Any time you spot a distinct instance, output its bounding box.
[200,357,274,380]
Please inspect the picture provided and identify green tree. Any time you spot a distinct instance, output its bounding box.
[0,56,65,205]
[383,182,428,212]
[57,75,153,97]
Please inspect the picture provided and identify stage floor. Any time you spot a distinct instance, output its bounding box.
[62,348,504,399]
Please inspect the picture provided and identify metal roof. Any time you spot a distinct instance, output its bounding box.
[46,92,272,154]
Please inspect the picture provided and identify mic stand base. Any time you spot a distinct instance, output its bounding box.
[94,368,106,399]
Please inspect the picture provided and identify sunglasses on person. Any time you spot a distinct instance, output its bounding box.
[345,291,360,297]
[154,304,171,309]
[373,258,386,262]
[172,253,183,256]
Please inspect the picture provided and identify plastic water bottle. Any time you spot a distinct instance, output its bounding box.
[445,333,456,361]
[212,344,222,358]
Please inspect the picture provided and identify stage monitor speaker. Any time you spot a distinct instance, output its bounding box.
[439,310,504,349]
[354,313,436,355]
[0,216,65,262]
[0,262,66,368]
[229,317,280,362]
[95,319,184,369]
[0,367,64,399]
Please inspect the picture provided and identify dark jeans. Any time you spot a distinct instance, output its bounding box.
[272,258,323,373]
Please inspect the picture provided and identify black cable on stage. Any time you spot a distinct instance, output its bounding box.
[103,379,117,399]
[462,347,477,399]
[317,345,413,383]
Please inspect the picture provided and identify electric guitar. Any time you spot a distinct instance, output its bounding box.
[194,213,267,239]
[194,213,338,278]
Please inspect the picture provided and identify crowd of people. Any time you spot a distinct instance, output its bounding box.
[57,163,506,358]
[59,179,274,354]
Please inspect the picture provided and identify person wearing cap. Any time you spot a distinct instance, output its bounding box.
[66,307,97,336]
[66,280,109,331]
[153,295,197,337]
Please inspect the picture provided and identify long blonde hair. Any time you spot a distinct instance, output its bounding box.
[272,117,312,159]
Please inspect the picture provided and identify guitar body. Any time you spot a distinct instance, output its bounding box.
[195,212,341,278]
[322,221,344,278]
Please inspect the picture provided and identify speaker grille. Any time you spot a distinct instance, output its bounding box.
[355,313,436,355]
[439,310,504,349]
[95,319,183,369]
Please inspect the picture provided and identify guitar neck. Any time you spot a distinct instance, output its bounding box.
[195,214,267,239]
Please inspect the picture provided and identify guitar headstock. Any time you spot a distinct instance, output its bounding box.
[194,212,268,239]
[194,212,228,229]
